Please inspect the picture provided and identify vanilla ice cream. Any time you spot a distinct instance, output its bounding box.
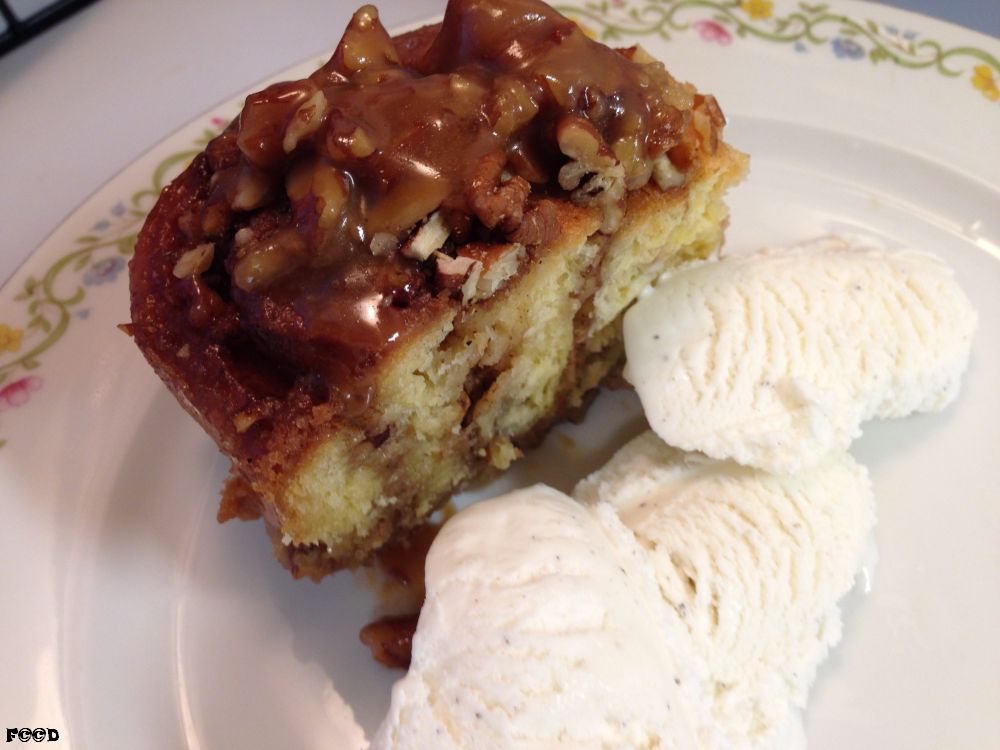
[623,235,977,473]
[575,431,875,750]
[374,445,874,750]
[372,484,710,750]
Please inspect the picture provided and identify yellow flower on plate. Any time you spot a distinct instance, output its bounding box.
[971,65,1000,102]
[0,324,23,354]
[740,0,773,20]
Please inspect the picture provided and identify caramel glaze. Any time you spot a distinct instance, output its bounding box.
[360,614,418,669]
[185,0,695,374]
[358,517,446,669]
[130,0,717,533]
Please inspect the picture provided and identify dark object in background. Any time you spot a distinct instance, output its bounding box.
[0,0,100,57]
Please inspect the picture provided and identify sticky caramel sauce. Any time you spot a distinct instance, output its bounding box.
[360,508,453,668]
[180,0,692,382]
[359,614,419,669]
[131,0,713,478]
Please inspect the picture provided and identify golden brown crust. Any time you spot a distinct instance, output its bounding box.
[131,147,745,579]
[129,1,748,578]
[268,145,744,577]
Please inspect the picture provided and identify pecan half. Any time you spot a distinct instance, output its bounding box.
[509,200,559,246]
[466,152,530,233]
[555,114,626,233]
[172,243,215,279]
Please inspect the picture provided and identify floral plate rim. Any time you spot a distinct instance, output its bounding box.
[0,0,998,451]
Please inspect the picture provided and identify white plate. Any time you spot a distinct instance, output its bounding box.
[2,1,998,747]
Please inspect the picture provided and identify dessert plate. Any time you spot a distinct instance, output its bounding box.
[1,1,997,747]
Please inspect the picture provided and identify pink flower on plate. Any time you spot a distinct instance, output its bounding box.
[694,20,732,46]
[0,376,43,412]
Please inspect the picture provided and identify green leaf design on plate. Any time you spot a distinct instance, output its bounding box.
[3,2,998,448]
[556,0,1000,94]
[13,277,37,302]
[0,123,228,449]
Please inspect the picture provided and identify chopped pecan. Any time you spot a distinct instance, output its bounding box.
[347,126,376,158]
[401,212,450,261]
[200,199,231,238]
[652,155,685,190]
[282,89,329,154]
[435,252,479,278]
[473,243,525,299]
[647,107,686,157]
[696,93,726,129]
[447,242,525,303]
[555,114,616,189]
[612,133,653,190]
[172,243,215,279]
[232,227,307,291]
[574,165,626,233]
[369,232,399,257]
[466,152,531,233]
[691,95,723,153]
[554,114,626,232]
[579,86,609,125]
[205,129,240,171]
[333,5,401,74]
[234,227,255,247]
[359,614,417,669]
[435,252,483,302]
[231,163,277,212]
[490,75,541,138]
[509,200,559,246]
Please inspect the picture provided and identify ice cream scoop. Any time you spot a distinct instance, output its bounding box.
[372,484,709,750]
[623,236,977,473]
[575,431,875,749]
[375,438,874,749]
[372,485,704,750]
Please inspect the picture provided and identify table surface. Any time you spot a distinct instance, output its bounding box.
[0,0,997,287]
